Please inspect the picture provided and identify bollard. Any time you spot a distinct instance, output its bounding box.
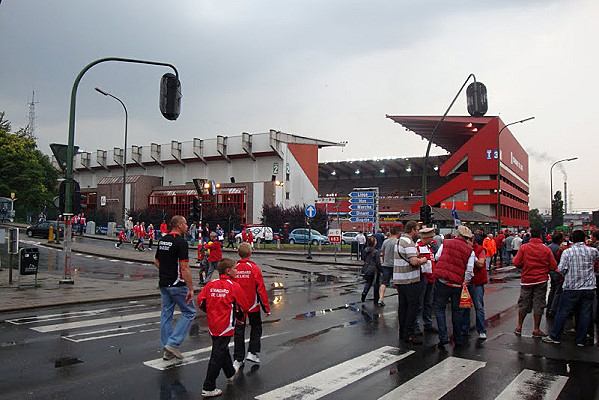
[276,238,280,250]
[48,225,54,243]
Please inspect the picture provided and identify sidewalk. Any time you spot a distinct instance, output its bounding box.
[0,268,160,313]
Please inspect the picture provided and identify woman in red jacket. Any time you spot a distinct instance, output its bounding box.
[461,240,488,339]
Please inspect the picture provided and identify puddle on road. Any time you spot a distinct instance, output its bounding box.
[54,356,83,368]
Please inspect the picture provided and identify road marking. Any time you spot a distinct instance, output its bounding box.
[143,332,288,371]
[61,321,161,342]
[97,257,105,260]
[256,347,414,400]
[75,253,84,256]
[6,304,148,325]
[125,261,134,264]
[86,255,93,258]
[494,369,568,400]
[378,357,486,400]
[31,310,176,333]
[110,259,119,262]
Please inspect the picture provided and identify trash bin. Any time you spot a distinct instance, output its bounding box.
[351,241,359,260]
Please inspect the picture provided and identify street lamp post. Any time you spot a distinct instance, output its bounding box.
[550,157,577,228]
[95,87,128,228]
[496,117,534,230]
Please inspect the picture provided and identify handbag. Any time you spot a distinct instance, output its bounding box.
[459,283,474,308]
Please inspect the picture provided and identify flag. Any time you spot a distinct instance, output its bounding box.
[452,204,461,228]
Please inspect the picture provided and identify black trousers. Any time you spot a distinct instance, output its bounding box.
[234,311,262,361]
[203,336,235,391]
[397,281,422,339]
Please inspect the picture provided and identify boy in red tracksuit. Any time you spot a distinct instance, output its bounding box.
[204,232,223,282]
[197,258,250,398]
[115,229,126,249]
[233,243,270,368]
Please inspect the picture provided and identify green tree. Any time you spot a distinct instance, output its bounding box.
[0,112,59,222]
[550,191,564,230]
[262,204,327,234]
[529,208,546,232]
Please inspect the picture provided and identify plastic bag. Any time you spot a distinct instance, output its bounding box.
[459,283,473,308]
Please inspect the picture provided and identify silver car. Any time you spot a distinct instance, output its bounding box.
[341,231,359,245]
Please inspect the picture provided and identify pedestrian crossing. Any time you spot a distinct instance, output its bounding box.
[7,305,572,399]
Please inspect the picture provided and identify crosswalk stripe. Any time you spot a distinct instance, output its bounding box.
[143,332,288,371]
[6,304,148,325]
[494,369,568,400]
[61,321,161,342]
[256,346,414,400]
[31,310,177,333]
[378,357,486,400]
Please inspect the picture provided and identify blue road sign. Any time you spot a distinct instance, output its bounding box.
[349,191,375,198]
[305,204,316,218]
[349,216,375,223]
[349,210,375,217]
[349,204,375,211]
[349,198,374,204]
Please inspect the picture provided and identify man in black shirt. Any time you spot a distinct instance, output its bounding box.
[154,215,196,360]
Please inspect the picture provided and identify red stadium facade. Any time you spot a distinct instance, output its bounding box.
[319,116,530,231]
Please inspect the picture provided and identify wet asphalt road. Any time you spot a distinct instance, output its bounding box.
[1,238,598,399]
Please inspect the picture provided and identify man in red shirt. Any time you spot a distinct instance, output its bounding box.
[513,228,558,337]
[197,258,250,398]
[494,231,505,266]
[204,232,223,282]
[233,243,270,368]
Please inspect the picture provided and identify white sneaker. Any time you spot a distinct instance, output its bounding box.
[201,388,223,398]
[233,359,244,371]
[478,332,487,340]
[114,243,118,248]
[246,352,260,363]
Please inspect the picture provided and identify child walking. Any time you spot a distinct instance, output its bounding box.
[197,258,250,398]
[233,243,270,368]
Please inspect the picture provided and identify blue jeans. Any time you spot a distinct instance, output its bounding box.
[461,284,486,335]
[434,281,463,345]
[549,289,595,344]
[160,286,196,348]
[415,279,435,330]
[504,248,512,266]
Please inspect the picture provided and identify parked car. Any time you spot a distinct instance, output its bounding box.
[26,220,64,238]
[288,228,329,245]
[235,225,274,243]
[341,231,359,245]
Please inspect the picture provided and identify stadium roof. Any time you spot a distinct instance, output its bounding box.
[386,115,495,153]
[400,207,498,224]
[319,154,450,178]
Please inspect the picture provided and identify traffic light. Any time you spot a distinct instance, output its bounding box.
[58,179,85,214]
[466,81,488,117]
[159,73,182,121]
[192,196,201,221]
[419,205,434,225]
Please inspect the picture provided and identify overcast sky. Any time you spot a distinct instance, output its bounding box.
[1,0,597,213]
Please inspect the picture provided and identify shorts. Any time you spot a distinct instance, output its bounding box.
[381,266,393,286]
[518,282,547,315]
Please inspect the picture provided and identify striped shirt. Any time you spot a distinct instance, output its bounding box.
[392,234,420,285]
[558,242,598,290]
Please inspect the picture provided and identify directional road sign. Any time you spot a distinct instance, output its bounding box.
[305,204,316,218]
[349,204,375,211]
[349,217,375,223]
[349,198,374,204]
[349,191,375,198]
[349,210,375,217]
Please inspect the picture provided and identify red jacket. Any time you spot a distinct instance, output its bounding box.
[513,238,557,285]
[471,243,488,286]
[234,259,270,314]
[197,275,250,336]
[495,233,505,249]
[204,241,222,262]
[435,238,473,286]
[160,223,168,234]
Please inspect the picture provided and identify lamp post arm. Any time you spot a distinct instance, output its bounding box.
[65,57,178,214]
[422,74,476,208]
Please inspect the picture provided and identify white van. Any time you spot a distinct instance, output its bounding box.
[235,225,274,243]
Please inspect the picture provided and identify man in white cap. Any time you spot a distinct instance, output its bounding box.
[433,225,476,348]
[415,227,438,334]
